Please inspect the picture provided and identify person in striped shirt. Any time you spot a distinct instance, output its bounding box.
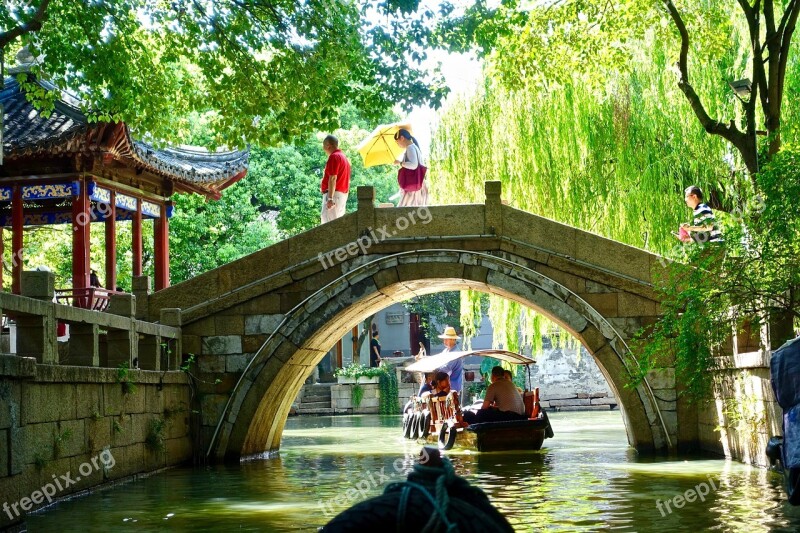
[682,186,723,244]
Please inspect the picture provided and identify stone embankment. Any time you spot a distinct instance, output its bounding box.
[0,355,192,530]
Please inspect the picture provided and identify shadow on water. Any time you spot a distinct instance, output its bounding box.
[23,411,800,532]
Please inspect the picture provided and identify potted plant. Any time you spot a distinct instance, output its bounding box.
[334,364,386,384]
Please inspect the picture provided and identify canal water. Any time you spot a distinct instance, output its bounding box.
[25,411,800,532]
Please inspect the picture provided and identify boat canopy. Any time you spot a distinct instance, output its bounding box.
[404,349,536,373]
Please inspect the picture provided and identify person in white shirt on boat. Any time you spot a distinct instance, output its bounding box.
[462,366,526,424]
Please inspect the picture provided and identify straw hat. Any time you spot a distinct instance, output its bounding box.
[438,326,461,340]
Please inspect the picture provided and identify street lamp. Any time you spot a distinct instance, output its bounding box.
[729,78,752,99]
[728,78,758,173]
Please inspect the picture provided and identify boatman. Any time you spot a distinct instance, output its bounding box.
[436,326,463,404]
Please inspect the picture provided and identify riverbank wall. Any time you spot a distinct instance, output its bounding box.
[0,355,192,529]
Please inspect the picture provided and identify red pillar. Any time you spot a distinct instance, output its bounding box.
[154,202,170,290]
[132,198,142,277]
[72,177,91,296]
[105,191,117,291]
[11,185,23,294]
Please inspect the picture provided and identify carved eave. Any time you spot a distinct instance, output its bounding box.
[2,75,249,200]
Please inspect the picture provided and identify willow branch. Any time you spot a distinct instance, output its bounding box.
[0,0,51,49]
[662,1,748,153]
[777,0,800,100]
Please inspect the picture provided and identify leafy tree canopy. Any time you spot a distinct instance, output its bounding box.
[1,0,448,148]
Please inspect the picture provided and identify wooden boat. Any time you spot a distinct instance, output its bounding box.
[402,349,554,451]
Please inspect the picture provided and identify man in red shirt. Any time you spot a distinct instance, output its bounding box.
[320,135,351,223]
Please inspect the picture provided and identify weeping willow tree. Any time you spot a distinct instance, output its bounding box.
[434,9,796,357]
[437,0,800,394]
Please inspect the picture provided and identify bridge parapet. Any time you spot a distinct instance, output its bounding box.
[2,271,181,370]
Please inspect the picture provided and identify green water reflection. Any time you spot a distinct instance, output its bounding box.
[25,411,800,532]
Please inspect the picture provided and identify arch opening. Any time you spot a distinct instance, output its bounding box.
[209,250,671,461]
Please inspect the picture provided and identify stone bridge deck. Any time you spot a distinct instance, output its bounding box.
[145,182,692,461]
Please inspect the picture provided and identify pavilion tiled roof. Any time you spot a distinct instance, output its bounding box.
[1,75,248,199]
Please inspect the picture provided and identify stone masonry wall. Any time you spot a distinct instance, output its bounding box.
[697,355,783,467]
[0,355,192,529]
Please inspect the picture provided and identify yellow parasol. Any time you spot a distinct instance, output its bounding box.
[356,123,413,168]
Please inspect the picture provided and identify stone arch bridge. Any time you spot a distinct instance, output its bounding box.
[146,182,694,462]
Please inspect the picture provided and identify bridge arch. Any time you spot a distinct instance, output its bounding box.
[208,249,671,461]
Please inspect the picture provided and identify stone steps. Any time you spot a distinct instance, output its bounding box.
[303,395,331,403]
[296,407,335,415]
[292,384,333,416]
[299,401,331,410]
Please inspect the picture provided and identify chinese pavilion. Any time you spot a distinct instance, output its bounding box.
[1,63,248,299]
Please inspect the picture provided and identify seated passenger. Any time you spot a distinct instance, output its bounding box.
[462,366,526,424]
[503,369,524,394]
[418,372,436,396]
[432,372,451,397]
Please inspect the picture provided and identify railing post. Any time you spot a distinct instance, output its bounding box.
[106,293,137,368]
[132,275,151,321]
[68,323,100,367]
[160,308,182,370]
[484,181,503,236]
[357,186,376,237]
[18,270,57,363]
[138,333,161,371]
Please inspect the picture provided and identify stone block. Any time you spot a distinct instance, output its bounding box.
[581,293,619,318]
[103,383,125,417]
[244,314,285,335]
[202,335,242,355]
[646,368,676,390]
[656,398,677,413]
[198,355,226,373]
[239,294,282,316]
[0,382,20,430]
[0,429,7,477]
[21,422,56,465]
[160,308,182,327]
[22,384,76,425]
[165,414,190,440]
[226,353,252,373]
[183,316,216,337]
[108,293,136,318]
[617,292,657,317]
[165,436,192,464]
[21,271,55,300]
[67,323,100,367]
[145,386,164,414]
[585,280,613,293]
[122,385,146,414]
[182,335,201,357]
[53,419,85,459]
[549,398,591,407]
[214,315,244,336]
[200,394,229,427]
[85,417,113,454]
[242,335,268,353]
[75,384,103,420]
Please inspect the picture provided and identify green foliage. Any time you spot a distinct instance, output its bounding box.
[112,419,123,434]
[1,0,447,149]
[53,428,73,459]
[379,368,400,415]
[334,363,387,379]
[632,147,800,400]
[404,292,462,340]
[145,418,167,453]
[351,384,364,409]
[116,362,136,395]
[33,453,47,471]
